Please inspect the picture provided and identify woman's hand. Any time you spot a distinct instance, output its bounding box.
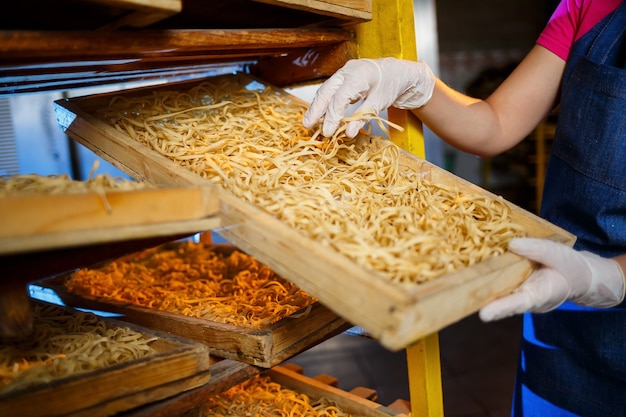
[479,238,626,321]
[302,58,435,138]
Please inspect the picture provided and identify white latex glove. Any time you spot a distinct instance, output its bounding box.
[479,237,626,322]
[302,58,435,138]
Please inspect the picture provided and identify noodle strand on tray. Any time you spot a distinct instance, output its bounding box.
[202,374,357,417]
[0,161,149,196]
[0,161,150,212]
[66,242,316,329]
[97,77,526,285]
[0,303,156,395]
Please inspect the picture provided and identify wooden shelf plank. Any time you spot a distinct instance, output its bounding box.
[256,0,371,20]
[0,28,355,94]
[0,29,352,61]
[87,0,183,29]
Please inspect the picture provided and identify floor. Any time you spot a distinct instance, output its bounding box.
[289,313,522,417]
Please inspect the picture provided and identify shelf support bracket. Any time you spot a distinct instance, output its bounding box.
[355,0,444,415]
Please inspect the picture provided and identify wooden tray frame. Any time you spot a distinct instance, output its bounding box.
[114,360,407,417]
[54,74,576,350]
[0,300,211,417]
[0,186,219,255]
[265,365,410,417]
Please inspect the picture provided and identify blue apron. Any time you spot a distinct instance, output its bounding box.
[513,2,626,416]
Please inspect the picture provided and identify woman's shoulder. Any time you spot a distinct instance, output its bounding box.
[537,0,622,60]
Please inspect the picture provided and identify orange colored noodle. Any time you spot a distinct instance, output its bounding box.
[65,242,316,329]
[202,374,359,417]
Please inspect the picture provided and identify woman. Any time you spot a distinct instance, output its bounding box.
[302,1,626,415]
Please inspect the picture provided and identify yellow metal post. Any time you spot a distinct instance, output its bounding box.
[355,0,426,158]
[355,1,444,415]
[406,334,445,417]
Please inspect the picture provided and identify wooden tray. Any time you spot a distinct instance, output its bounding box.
[264,364,409,417]
[0,300,211,417]
[54,74,576,350]
[40,243,351,368]
[0,186,220,255]
[112,360,407,417]
[122,357,263,417]
[259,0,372,21]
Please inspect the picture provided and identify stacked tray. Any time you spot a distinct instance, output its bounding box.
[41,242,350,367]
[194,364,409,417]
[0,300,211,417]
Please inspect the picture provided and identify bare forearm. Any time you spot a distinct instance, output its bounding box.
[411,80,512,157]
[411,45,565,158]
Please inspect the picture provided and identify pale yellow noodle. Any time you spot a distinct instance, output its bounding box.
[0,303,156,395]
[95,78,527,285]
[0,161,150,213]
[0,161,148,196]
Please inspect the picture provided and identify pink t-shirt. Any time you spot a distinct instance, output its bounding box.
[537,0,623,60]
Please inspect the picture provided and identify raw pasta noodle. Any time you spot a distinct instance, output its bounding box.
[202,374,360,417]
[96,77,527,285]
[0,161,150,212]
[65,242,316,329]
[0,160,148,196]
[0,303,156,395]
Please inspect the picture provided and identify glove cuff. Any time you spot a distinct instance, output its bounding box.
[409,61,435,108]
[574,252,626,308]
[380,59,435,109]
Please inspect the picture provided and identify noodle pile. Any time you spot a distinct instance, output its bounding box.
[0,303,156,395]
[96,76,526,284]
[202,374,359,417]
[0,161,150,213]
[65,242,316,329]
[0,161,149,197]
